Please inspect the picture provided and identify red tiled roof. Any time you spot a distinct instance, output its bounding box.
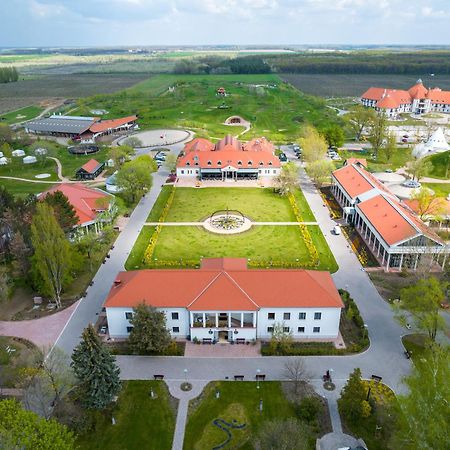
[426,88,450,105]
[408,82,428,99]
[89,115,137,133]
[103,259,344,310]
[80,159,101,174]
[38,183,110,226]
[178,135,280,170]
[344,158,367,168]
[332,164,374,198]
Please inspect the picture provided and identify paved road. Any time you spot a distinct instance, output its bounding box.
[114,147,412,394]
[54,139,189,355]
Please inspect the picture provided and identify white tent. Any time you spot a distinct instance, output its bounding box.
[34,147,47,156]
[12,149,25,157]
[23,155,37,164]
[412,127,450,158]
[0,157,8,165]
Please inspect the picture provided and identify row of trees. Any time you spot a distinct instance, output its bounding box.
[173,56,271,75]
[0,66,19,83]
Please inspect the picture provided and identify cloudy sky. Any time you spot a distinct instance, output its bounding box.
[1,0,449,47]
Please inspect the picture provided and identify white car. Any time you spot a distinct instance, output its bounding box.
[402,180,421,188]
[333,225,341,235]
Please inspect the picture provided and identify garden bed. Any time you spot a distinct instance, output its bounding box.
[341,226,380,267]
[106,340,185,356]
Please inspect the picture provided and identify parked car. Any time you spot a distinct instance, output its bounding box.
[333,225,341,235]
[401,138,408,143]
[402,180,421,188]
[154,153,166,162]
[278,152,287,162]
[385,169,393,173]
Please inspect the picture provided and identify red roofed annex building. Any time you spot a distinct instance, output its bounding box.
[176,135,281,181]
[360,79,450,118]
[104,258,344,342]
[38,183,111,232]
[331,163,449,271]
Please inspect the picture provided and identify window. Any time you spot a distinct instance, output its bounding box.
[193,156,199,161]
[217,161,222,166]
[238,160,242,166]
[313,327,320,333]
[126,326,133,333]
[268,161,273,166]
[298,326,305,333]
[207,160,212,165]
[181,170,184,174]
[283,312,291,320]
[268,312,275,320]
[194,162,199,166]
[171,312,179,320]
[248,161,253,166]
[299,312,306,320]
[314,312,322,320]
[172,327,180,333]
[125,312,133,320]
[186,162,190,166]
[267,326,274,333]
[283,327,290,333]
[259,161,264,166]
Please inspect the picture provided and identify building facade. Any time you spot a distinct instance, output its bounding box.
[360,80,450,118]
[331,163,448,271]
[104,258,343,342]
[176,135,281,181]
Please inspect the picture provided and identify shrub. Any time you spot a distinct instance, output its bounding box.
[296,397,322,423]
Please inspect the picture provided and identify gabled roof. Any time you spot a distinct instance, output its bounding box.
[103,259,344,311]
[79,159,102,174]
[38,183,110,225]
[408,80,428,99]
[89,115,138,134]
[332,164,375,198]
[344,158,367,168]
[426,88,450,105]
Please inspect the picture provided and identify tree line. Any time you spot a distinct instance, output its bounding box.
[0,66,19,83]
[173,56,271,75]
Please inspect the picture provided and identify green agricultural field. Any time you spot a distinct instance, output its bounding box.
[72,74,341,143]
[0,105,44,124]
[77,381,175,450]
[126,187,337,272]
[184,381,298,450]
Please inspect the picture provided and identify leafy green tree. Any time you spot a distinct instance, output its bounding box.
[392,344,450,450]
[323,125,345,148]
[344,105,376,141]
[10,230,31,276]
[405,158,433,181]
[43,191,78,234]
[396,277,447,342]
[0,142,12,158]
[129,303,172,354]
[255,418,312,450]
[164,152,178,172]
[71,324,121,410]
[299,126,328,163]
[308,159,335,186]
[0,267,10,302]
[269,322,294,355]
[381,133,397,162]
[368,111,388,156]
[0,399,75,449]
[274,162,298,196]
[0,125,13,145]
[31,202,74,308]
[116,154,157,204]
[121,137,143,148]
[338,368,371,423]
[410,187,447,220]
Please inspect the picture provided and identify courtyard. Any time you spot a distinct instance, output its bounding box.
[127,186,337,272]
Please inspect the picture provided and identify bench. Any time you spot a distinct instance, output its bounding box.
[235,338,246,345]
[234,375,244,381]
[202,338,213,345]
[255,374,266,381]
[153,374,164,380]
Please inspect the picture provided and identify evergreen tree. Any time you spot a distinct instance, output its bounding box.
[43,191,78,233]
[31,202,74,308]
[129,303,171,354]
[338,368,371,423]
[71,324,121,410]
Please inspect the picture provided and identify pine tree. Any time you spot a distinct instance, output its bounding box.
[129,303,172,354]
[43,191,78,233]
[71,324,121,410]
[31,202,74,308]
[338,368,371,424]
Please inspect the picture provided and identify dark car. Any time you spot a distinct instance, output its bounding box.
[279,152,287,162]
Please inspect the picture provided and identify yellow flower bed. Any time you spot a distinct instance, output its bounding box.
[362,380,396,406]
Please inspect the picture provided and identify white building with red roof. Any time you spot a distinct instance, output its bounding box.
[176,135,281,181]
[38,183,111,231]
[104,258,344,342]
[331,163,448,271]
[360,79,450,118]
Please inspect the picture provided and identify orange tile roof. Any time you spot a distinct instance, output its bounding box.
[103,259,344,310]
[408,81,428,99]
[344,158,367,168]
[178,135,281,169]
[39,183,110,226]
[89,115,137,133]
[80,159,102,174]
[426,88,450,105]
[332,164,374,198]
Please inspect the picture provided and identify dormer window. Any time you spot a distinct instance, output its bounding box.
[207,160,212,166]
[217,161,222,166]
[186,162,190,166]
[268,161,273,166]
[248,161,252,166]
[237,160,242,166]
[194,162,199,166]
[193,156,199,161]
[259,161,264,166]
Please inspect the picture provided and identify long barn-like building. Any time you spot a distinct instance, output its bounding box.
[360,79,450,118]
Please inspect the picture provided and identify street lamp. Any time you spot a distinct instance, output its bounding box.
[183,368,188,382]
[363,324,369,340]
[256,369,261,389]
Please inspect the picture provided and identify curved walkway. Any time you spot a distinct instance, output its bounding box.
[0,301,79,349]
[48,156,68,182]
[397,167,450,184]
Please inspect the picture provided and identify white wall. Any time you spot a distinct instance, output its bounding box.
[176,167,199,177]
[256,307,341,340]
[106,307,189,338]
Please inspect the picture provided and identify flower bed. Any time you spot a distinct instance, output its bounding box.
[341,226,379,268]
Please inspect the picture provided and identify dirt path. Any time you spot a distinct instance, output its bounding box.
[48,156,69,182]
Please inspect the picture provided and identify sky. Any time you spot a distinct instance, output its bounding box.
[1,0,450,47]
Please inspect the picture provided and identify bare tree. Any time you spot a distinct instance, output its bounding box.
[283,358,311,394]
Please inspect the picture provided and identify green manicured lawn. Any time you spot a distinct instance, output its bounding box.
[164,188,297,222]
[0,179,54,197]
[402,333,428,362]
[71,74,341,143]
[0,105,44,124]
[423,150,449,180]
[77,381,176,450]
[184,381,297,450]
[0,157,59,180]
[56,146,110,178]
[338,147,412,172]
[422,182,450,197]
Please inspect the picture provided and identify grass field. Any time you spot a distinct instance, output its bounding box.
[126,187,337,272]
[280,73,450,97]
[71,74,341,142]
[77,381,176,450]
[0,157,59,181]
[422,183,450,197]
[184,381,297,450]
[0,105,44,124]
[0,179,54,196]
[424,150,449,180]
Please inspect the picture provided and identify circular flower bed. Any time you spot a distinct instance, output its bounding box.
[181,382,192,392]
[323,381,336,391]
